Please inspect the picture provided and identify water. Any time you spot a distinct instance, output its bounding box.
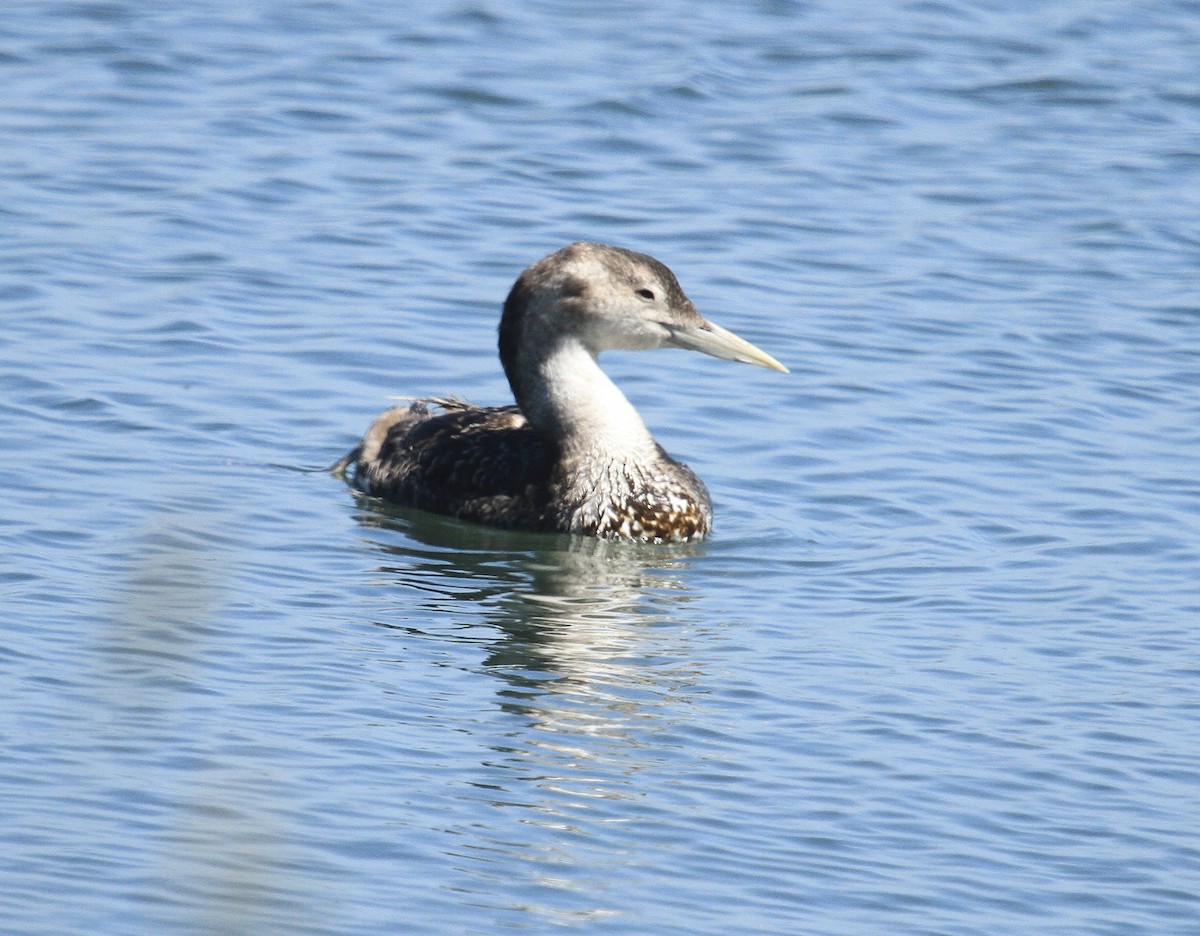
[2,1,1199,933]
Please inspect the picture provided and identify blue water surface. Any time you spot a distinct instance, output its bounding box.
[2,2,1199,934]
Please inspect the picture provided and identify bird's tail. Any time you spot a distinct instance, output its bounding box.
[328,445,361,476]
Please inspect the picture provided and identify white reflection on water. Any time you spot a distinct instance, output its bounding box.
[97,508,321,935]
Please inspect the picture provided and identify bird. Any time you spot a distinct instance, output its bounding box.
[333,242,787,543]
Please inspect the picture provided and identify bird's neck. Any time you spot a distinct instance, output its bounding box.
[516,340,659,462]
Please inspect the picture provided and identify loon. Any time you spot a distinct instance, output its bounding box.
[333,242,787,543]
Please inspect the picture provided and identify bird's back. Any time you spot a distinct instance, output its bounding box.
[340,400,557,531]
[337,397,712,541]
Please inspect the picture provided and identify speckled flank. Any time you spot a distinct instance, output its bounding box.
[336,242,783,543]
[550,445,712,542]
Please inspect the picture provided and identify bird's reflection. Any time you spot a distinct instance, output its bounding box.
[350,494,711,921]
[351,491,707,698]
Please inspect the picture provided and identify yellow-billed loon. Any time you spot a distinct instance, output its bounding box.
[334,242,787,542]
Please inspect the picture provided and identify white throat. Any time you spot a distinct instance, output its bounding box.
[523,340,659,460]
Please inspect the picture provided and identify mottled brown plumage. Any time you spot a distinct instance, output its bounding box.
[335,243,787,543]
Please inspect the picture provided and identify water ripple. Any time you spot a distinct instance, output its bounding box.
[2,1,1199,934]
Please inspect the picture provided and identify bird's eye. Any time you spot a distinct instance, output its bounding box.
[635,288,655,301]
